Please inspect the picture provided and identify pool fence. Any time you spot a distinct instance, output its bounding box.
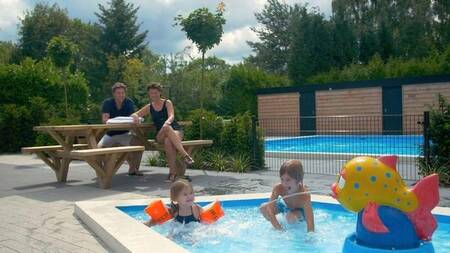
[251,112,430,181]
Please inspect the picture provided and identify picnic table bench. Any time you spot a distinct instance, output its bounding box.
[22,144,89,182]
[147,139,213,176]
[21,123,212,188]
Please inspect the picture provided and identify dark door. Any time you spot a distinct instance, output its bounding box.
[382,86,403,134]
[300,92,316,135]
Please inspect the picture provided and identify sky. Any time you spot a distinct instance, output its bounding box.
[0,0,332,64]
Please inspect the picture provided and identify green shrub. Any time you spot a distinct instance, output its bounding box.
[209,151,228,172]
[81,101,102,124]
[0,58,88,108]
[184,109,223,145]
[228,154,251,173]
[417,94,450,186]
[254,126,265,169]
[34,105,83,146]
[0,58,89,152]
[190,149,211,170]
[189,150,252,173]
[65,71,89,111]
[29,97,49,124]
[146,152,167,167]
[0,104,34,153]
[221,112,265,169]
[185,110,265,171]
[417,158,450,186]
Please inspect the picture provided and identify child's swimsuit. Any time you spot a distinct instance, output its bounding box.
[276,196,305,217]
[174,206,199,224]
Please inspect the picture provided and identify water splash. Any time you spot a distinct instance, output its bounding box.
[264,190,328,205]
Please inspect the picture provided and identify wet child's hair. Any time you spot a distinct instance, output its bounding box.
[170,179,193,202]
[169,179,193,215]
[279,160,304,183]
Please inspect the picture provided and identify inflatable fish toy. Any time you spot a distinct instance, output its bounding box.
[331,155,439,241]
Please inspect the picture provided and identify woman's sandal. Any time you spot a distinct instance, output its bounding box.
[128,171,144,176]
[165,173,177,183]
[179,175,192,182]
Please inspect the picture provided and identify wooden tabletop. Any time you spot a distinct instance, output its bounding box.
[33,121,192,132]
[34,123,153,131]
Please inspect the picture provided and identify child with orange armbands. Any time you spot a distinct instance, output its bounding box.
[145,180,225,226]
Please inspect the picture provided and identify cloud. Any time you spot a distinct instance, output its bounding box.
[285,0,332,15]
[0,0,28,41]
[210,26,260,63]
[0,0,332,63]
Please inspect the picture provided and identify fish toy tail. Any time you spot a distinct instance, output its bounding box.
[407,173,440,240]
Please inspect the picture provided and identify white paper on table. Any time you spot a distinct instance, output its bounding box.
[106,116,144,124]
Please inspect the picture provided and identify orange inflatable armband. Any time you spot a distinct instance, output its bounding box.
[199,200,224,224]
[144,199,173,224]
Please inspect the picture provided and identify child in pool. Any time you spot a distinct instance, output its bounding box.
[144,180,203,226]
[260,160,314,232]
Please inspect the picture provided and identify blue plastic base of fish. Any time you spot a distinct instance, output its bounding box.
[356,206,419,249]
[343,233,435,253]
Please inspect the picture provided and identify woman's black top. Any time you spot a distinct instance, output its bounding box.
[150,99,181,132]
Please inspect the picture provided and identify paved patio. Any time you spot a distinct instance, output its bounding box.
[0,153,449,252]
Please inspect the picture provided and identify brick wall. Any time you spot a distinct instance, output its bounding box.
[257,82,450,136]
[315,87,382,134]
[403,82,450,133]
[257,93,300,136]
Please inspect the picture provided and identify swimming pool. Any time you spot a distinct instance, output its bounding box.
[117,198,450,253]
[265,135,423,156]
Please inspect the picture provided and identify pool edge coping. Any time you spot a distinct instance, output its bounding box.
[74,193,450,253]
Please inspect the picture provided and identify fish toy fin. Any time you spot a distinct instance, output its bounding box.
[362,202,389,233]
[377,155,397,171]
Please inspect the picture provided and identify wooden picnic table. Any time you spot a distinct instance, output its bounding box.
[22,122,212,188]
[33,123,157,148]
[25,123,156,188]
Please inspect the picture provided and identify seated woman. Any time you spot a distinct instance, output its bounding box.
[132,82,194,182]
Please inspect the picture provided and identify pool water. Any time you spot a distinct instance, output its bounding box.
[265,135,423,156]
[118,199,450,253]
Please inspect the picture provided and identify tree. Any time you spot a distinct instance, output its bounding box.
[331,0,435,61]
[0,42,18,65]
[161,52,230,119]
[248,0,448,85]
[47,36,77,69]
[394,0,434,58]
[221,64,288,116]
[330,0,357,67]
[66,19,107,103]
[306,45,450,84]
[288,6,334,85]
[96,0,148,58]
[122,58,144,102]
[433,0,450,50]
[174,2,226,137]
[247,0,292,74]
[18,3,71,60]
[175,56,230,117]
[47,36,78,117]
[17,3,108,102]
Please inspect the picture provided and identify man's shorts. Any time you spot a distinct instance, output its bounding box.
[98,132,133,147]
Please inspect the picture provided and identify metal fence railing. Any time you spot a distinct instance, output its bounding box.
[253,113,428,181]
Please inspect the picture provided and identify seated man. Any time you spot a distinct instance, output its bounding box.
[99,82,144,176]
